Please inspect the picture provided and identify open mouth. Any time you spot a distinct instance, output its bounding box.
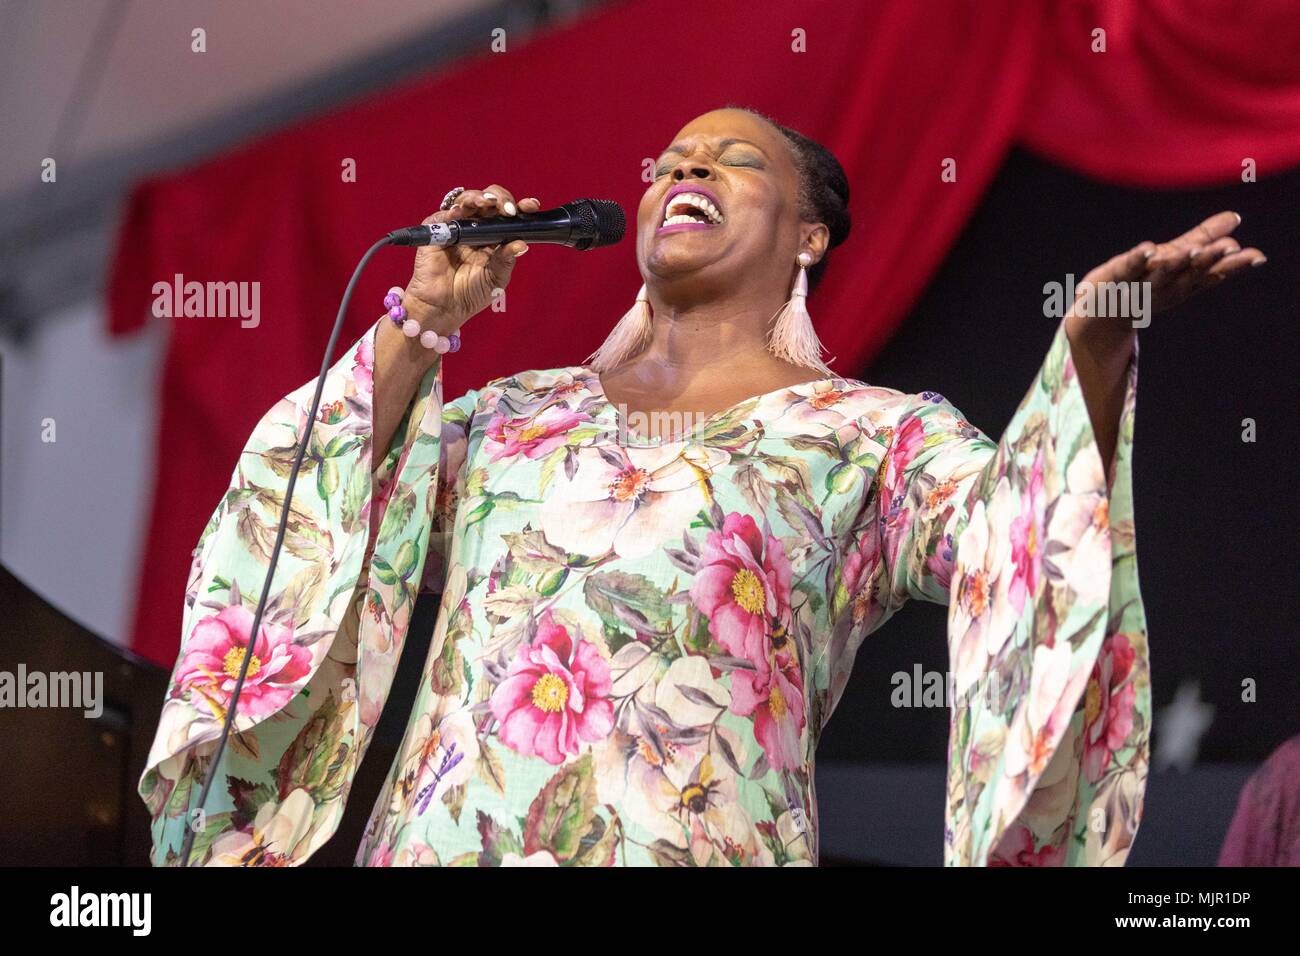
[659,188,725,230]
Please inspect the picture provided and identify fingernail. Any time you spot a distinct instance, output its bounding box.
[1233,212,1242,225]
[482,191,497,201]
[504,201,517,216]
[1142,250,1154,259]
[1189,248,1201,259]
[514,242,528,256]
[1252,256,1267,267]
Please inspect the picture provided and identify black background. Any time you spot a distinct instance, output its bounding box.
[817,146,1300,768]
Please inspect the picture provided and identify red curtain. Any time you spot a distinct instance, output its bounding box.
[109,0,1300,664]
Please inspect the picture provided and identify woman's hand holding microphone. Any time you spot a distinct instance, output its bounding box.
[371,186,539,459]
[400,185,541,342]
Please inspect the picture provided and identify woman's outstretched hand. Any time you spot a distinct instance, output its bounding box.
[1067,210,1267,334]
[1064,210,1266,474]
[402,186,543,336]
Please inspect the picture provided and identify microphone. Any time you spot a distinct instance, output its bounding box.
[387,198,625,250]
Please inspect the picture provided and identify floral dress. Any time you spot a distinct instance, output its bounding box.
[138,315,1150,866]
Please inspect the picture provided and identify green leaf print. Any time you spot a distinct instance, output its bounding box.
[523,753,600,862]
[583,570,674,638]
[476,810,525,866]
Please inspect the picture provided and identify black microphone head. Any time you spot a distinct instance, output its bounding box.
[563,199,626,250]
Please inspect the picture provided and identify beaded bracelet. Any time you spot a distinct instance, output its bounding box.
[384,287,461,354]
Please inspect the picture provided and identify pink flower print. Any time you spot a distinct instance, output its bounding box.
[689,513,793,679]
[690,512,806,770]
[729,655,806,772]
[176,604,312,721]
[352,335,375,396]
[879,413,927,504]
[1082,633,1138,783]
[840,531,883,626]
[989,822,1066,867]
[485,404,589,462]
[489,613,614,764]
[925,532,956,593]
[1007,449,1047,614]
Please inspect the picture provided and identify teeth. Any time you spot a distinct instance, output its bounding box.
[661,192,724,227]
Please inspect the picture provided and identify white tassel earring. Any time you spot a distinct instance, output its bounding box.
[587,283,652,372]
[768,251,833,376]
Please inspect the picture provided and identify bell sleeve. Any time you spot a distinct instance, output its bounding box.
[876,317,1150,866]
[137,319,474,866]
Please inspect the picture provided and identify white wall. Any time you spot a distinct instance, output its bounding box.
[1,300,165,644]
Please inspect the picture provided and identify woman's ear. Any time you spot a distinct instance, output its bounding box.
[801,222,831,265]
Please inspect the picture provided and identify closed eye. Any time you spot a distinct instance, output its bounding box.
[650,151,759,178]
[654,158,761,177]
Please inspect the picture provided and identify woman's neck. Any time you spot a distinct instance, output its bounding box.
[637,301,775,370]
[600,291,825,416]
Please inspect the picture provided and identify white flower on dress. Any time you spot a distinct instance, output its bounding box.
[395,694,479,813]
[501,850,559,866]
[949,479,1018,697]
[772,381,893,434]
[539,442,727,559]
[1045,442,1112,607]
[209,787,317,866]
[1001,641,1090,786]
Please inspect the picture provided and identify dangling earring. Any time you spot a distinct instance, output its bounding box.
[587,283,652,372]
[768,251,833,376]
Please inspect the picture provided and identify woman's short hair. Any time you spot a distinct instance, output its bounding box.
[723,105,852,296]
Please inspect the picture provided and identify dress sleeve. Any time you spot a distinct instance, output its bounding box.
[876,317,1150,866]
[137,318,474,866]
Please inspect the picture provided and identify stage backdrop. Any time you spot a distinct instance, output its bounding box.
[108,0,1300,664]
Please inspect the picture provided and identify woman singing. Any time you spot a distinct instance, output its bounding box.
[138,107,1265,866]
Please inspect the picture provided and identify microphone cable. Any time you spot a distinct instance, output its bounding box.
[176,197,623,864]
[179,235,392,866]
